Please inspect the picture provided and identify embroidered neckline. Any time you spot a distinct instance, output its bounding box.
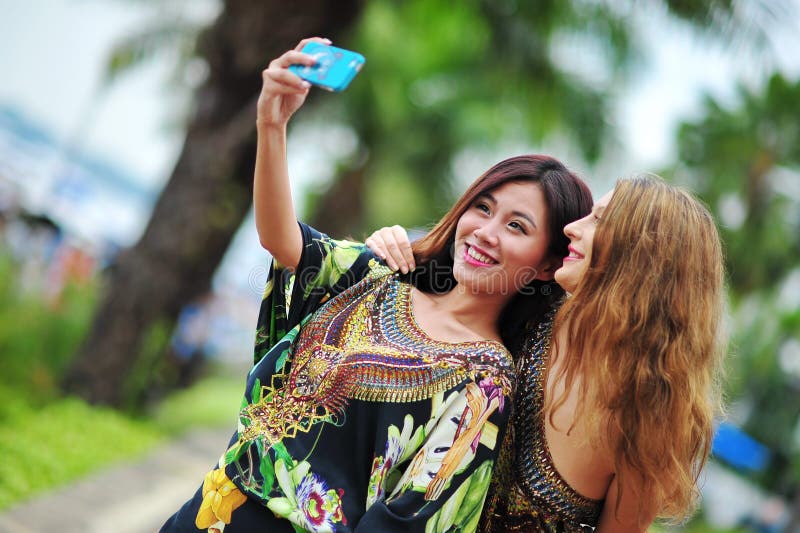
[397,279,510,354]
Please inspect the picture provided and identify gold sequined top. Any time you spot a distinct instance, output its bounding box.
[480,310,603,532]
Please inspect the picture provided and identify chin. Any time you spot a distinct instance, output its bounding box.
[554,270,577,294]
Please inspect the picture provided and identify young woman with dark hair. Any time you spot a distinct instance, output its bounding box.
[160,38,592,533]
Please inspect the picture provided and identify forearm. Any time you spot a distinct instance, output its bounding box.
[253,122,302,269]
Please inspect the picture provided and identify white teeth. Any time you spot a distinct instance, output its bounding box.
[467,246,496,264]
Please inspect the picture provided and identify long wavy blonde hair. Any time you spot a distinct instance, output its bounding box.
[549,175,726,520]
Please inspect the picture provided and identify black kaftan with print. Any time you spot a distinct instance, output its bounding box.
[161,223,516,533]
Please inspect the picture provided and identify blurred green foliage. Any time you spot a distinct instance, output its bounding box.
[668,74,800,501]
[0,250,242,509]
[305,0,629,235]
[676,74,800,294]
[152,374,243,434]
[0,252,97,404]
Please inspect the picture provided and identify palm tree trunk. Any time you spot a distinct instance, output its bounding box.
[63,0,364,408]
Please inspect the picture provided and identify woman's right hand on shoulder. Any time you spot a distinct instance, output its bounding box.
[256,37,329,128]
[366,225,415,274]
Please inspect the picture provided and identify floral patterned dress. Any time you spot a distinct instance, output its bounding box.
[161,223,516,533]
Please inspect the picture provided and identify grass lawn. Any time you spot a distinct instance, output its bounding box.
[0,374,243,511]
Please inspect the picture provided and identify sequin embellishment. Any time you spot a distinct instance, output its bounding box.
[239,274,515,446]
[481,309,602,532]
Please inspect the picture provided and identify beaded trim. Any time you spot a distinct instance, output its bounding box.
[512,309,603,526]
[240,274,515,445]
[295,274,515,403]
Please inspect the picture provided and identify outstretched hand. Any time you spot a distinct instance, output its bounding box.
[257,37,330,127]
[366,225,415,274]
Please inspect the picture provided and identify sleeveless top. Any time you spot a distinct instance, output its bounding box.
[480,310,604,532]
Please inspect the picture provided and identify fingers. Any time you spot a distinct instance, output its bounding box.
[263,65,310,92]
[263,50,314,90]
[366,226,414,274]
[263,38,330,93]
[273,50,316,69]
[294,36,332,52]
[390,225,415,272]
[365,233,394,269]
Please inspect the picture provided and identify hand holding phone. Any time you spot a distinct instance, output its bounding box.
[289,42,365,92]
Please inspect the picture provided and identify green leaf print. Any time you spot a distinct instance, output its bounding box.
[453,460,493,530]
[250,378,262,403]
[272,441,294,466]
[223,440,247,466]
[329,241,363,272]
[274,324,301,372]
[259,451,276,499]
[427,478,468,532]
[424,460,493,532]
[274,345,291,373]
[284,276,294,310]
[255,325,269,345]
[303,240,364,299]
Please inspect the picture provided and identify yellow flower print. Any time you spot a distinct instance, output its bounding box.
[195,468,247,530]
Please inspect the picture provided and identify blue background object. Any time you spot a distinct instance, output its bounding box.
[712,421,770,472]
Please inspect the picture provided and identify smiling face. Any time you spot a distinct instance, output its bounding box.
[452,181,555,298]
[554,189,614,293]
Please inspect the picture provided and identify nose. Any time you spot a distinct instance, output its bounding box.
[473,221,500,246]
[564,219,580,240]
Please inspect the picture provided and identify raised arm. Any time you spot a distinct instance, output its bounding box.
[253,37,329,270]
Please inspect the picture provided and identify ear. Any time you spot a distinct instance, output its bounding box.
[533,256,560,281]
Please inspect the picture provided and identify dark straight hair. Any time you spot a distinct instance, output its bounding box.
[405,154,593,353]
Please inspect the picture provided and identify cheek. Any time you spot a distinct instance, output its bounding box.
[584,229,596,259]
[454,216,470,239]
[519,240,549,268]
[455,213,481,239]
[508,242,548,281]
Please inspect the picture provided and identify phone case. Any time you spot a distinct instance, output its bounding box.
[289,42,365,92]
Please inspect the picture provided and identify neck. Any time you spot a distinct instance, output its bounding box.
[429,285,511,340]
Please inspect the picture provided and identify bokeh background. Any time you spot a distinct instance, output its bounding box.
[1,1,799,531]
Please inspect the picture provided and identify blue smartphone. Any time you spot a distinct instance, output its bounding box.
[289,42,365,92]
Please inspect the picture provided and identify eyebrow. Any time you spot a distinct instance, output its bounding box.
[480,192,538,229]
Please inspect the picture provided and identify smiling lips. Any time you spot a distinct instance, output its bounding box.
[564,245,584,262]
[464,243,498,267]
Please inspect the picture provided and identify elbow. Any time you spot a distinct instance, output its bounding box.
[258,237,300,271]
[258,233,273,253]
[256,225,281,255]
[255,221,302,270]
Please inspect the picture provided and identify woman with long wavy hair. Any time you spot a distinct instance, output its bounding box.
[369,175,727,531]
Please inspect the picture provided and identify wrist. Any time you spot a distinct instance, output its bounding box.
[256,121,287,135]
